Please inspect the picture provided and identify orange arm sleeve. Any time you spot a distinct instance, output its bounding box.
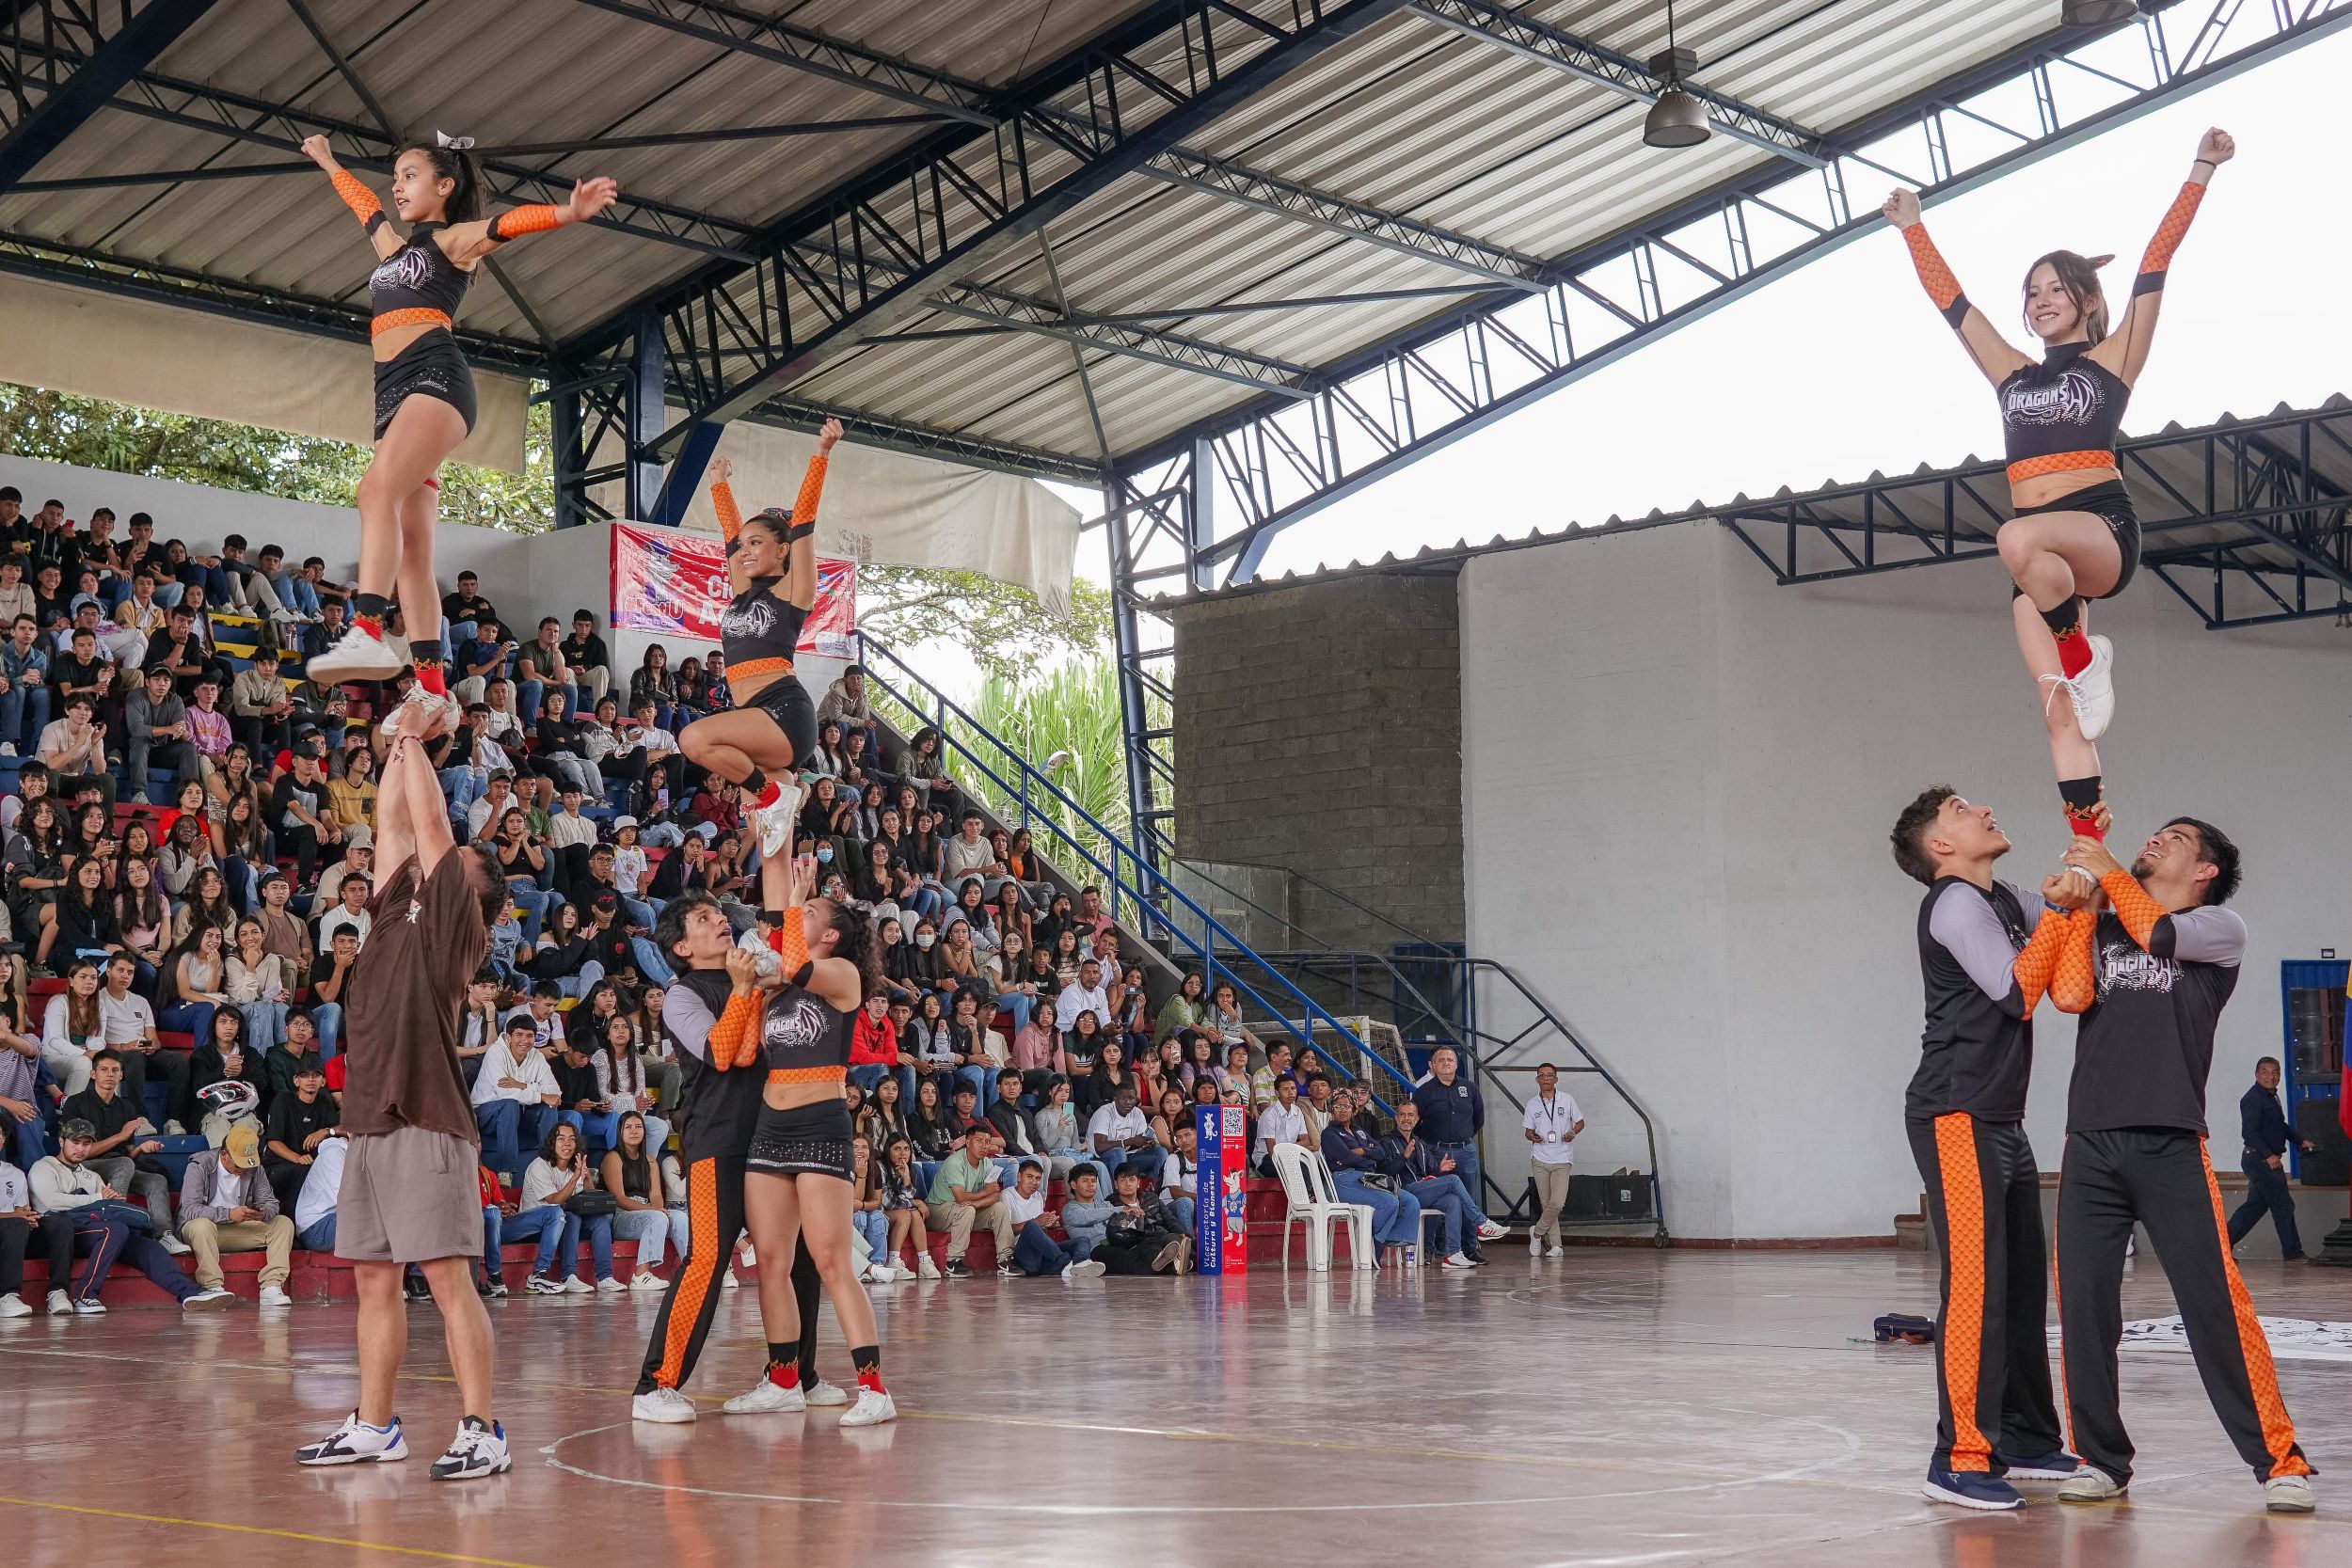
[487,204,564,242]
[708,990,763,1071]
[2135,182,2205,286]
[787,454,828,539]
[769,914,811,980]
[711,480,743,546]
[330,168,384,230]
[2051,911,2098,1014]
[2098,869,2168,952]
[1902,224,1967,325]
[2010,908,2074,1015]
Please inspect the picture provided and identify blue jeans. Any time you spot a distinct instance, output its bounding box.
[501,1204,572,1276]
[558,1109,668,1159]
[629,937,674,987]
[848,1063,915,1103]
[297,1213,337,1252]
[1406,1174,1481,1257]
[442,767,486,822]
[1428,1142,1483,1210]
[516,678,581,725]
[0,680,48,750]
[853,1209,890,1261]
[311,1004,344,1060]
[241,1000,288,1053]
[612,1206,670,1272]
[1332,1171,1422,1247]
[156,999,217,1041]
[549,958,607,1001]
[475,1099,556,1182]
[1001,992,1036,1035]
[507,880,554,942]
[1099,1143,1167,1185]
[267,570,321,617]
[8,1107,49,1174]
[1167,1195,1198,1236]
[953,1064,992,1106]
[1011,1219,1092,1275]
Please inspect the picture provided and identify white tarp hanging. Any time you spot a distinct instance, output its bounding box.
[0,272,530,474]
[645,418,1081,613]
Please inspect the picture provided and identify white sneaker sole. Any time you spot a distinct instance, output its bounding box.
[838,1394,898,1428]
[2074,635,2115,741]
[630,1394,698,1425]
[307,637,404,685]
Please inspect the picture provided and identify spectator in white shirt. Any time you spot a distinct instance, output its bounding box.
[1055,958,1109,1040]
[465,770,517,844]
[294,1133,347,1251]
[1521,1063,1585,1258]
[1086,1082,1165,1184]
[314,874,373,950]
[1253,1074,1312,1176]
[940,810,1006,898]
[469,1018,560,1183]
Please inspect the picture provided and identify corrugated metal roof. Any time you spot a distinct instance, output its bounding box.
[3,0,2059,460]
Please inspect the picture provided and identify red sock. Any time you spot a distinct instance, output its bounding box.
[354,613,385,641]
[766,1360,800,1391]
[2052,626,2093,680]
[415,666,447,697]
[857,1368,886,1394]
[753,780,780,810]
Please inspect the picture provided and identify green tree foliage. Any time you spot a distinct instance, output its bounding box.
[0,381,554,534]
[857,563,1113,682]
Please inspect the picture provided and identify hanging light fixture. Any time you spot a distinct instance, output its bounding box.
[2061,1,2139,24]
[1643,2,1710,150]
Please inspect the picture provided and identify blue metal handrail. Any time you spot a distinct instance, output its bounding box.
[856,635,1416,1103]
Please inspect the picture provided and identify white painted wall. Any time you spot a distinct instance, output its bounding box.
[1459,523,2352,1240]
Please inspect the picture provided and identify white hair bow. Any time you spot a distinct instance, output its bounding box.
[435,130,475,150]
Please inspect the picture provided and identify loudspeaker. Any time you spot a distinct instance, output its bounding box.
[2296,1099,2349,1186]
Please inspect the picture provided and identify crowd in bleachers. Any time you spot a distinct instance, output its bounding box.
[0,482,1543,1318]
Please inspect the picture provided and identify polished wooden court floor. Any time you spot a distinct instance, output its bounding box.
[0,1247,2343,1567]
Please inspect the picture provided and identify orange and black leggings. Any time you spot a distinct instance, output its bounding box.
[633,1153,825,1394]
[2056,1128,2312,1485]
[1906,1114,2064,1475]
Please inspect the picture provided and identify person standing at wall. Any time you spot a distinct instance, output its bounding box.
[1521,1063,1583,1259]
[2227,1056,2316,1263]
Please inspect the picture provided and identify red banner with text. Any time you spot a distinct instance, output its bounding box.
[610,523,856,657]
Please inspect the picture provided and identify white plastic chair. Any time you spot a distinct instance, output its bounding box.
[1271,1144,1375,1272]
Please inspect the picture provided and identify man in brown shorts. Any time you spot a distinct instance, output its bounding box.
[295,697,513,1480]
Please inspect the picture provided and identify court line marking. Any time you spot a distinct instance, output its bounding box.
[0,1495,549,1568]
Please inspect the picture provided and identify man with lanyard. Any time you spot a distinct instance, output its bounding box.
[1521,1063,1585,1258]
[294,702,511,1481]
[2225,1057,2316,1263]
[2049,819,2315,1513]
[1409,1047,1487,1214]
[1886,786,2087,1511]
[631,895,842,1421]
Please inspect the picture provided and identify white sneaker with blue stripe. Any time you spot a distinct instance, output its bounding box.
[296,1412,407,1466]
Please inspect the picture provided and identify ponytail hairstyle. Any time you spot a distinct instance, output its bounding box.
[398,132,483,224]
[809,895,882,1002]
[2021,249,2111,346]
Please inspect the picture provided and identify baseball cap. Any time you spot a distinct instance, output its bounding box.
[69,594,100,616]
[591,890,618,913]
[224,1123,261,1166]
[292,1053,325,1079]
[344,824,373,849]
[59,1117,98,1142]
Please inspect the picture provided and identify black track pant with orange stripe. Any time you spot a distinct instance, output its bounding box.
[636,1155,748,1395]
[1906,1114,2063,1474]
[2056,1129,2312,1484]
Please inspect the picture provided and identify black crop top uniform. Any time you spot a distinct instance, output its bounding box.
[368,222,479,441]
[744,976,857,1181]
[707,459,830,764]
[1999,344,2138,596]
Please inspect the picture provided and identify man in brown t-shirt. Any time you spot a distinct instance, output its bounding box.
[297,698,513,1482]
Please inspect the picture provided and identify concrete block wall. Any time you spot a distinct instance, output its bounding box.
[1168,570,1466,950]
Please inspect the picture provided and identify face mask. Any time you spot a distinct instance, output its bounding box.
[815,847,834,863]
[915,933,935,949]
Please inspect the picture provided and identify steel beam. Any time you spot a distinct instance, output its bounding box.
[588,0,1422,454]
[0,0,221,196]
[1406,0,1824,166]
[928,279,1322,398]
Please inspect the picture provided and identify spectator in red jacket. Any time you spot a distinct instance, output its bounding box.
[849,991,912,1102]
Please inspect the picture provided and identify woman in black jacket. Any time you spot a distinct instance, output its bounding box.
[40,854,121,973]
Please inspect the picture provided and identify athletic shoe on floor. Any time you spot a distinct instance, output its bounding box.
[2073,634,2115,740]
[628,1271,665,1292]
[1995,1449,2082,1481]
[183,1287,238,1311]
[158,1234,191,1255]
[45,1290,71,1317]
[916,1253,942,1280]
[1442,1252,1478,1270]
[481,1277,509,1298]
[429,1417,511,1481]
[258,1285,294,1308]
[72,1297,105,1316]
[631,1388,697,1424]
[1924,1468,2024,1511]
[2058,1467,2126,1504]
[804,1379,850,1407]
[561,1275,593,1294]
[839,1388,897,1428]
[526,1274,565,1295]
[1474,1220,1508,1241]
[723,1377,806,1415]
[1061,1259,1106,1280]
[996,1261,1021,1277]
[308,626,404,684]
[866,1263,896,1284]
[1152,1237,1187,1274]
[721,1270,740,1289]
[297,1412,407,1466]
[0,1291,29,1318]
[595,1275,628,1294]
[2264,1474,2315,1513]
[942,1258,970,1279]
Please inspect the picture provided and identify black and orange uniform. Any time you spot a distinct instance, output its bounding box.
[1906,877,2085,1476]
[709,460,828,765]
[2053,871,2312,1488]
[742,915,855,1182]
[633,963,764,1396]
